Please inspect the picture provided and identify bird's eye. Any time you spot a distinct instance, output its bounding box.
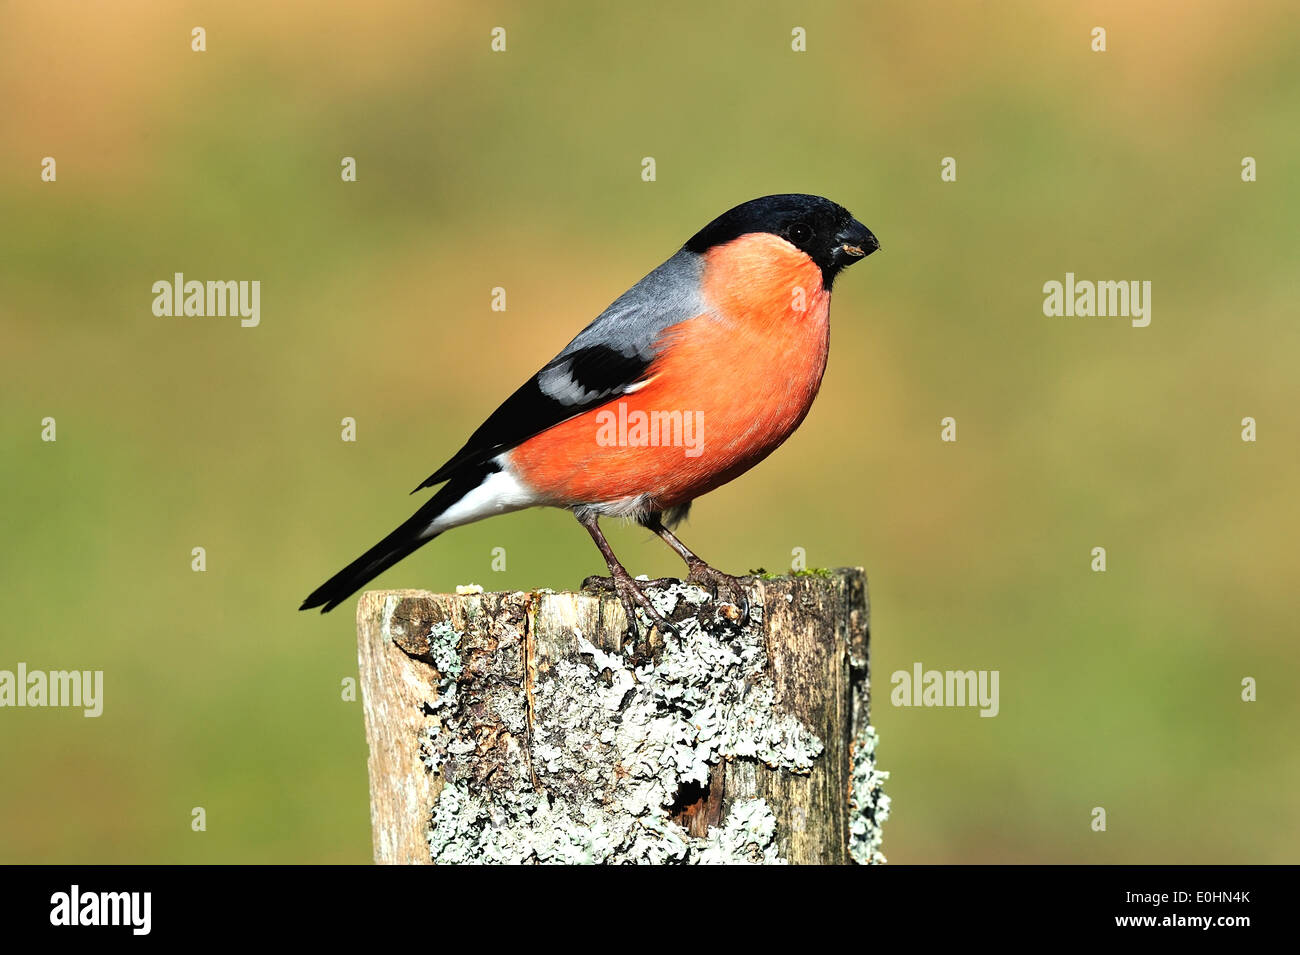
[787,222,813,244]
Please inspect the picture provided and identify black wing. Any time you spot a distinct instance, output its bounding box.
[413,344,653,491]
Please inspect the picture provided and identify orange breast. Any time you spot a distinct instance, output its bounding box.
[509,233,831,510]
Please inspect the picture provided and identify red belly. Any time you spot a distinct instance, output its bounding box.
[508,234,832,509]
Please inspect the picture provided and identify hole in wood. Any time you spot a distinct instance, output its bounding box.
[668,763,726,838]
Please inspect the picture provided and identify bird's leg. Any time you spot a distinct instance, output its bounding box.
[576,511,678,640]
[641,513,751,625]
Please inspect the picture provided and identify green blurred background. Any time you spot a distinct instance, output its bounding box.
[2,0,1297,863]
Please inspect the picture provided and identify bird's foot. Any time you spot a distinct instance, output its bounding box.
[685,561,753,626]
[582,572,680,642]
[581,574,612,592]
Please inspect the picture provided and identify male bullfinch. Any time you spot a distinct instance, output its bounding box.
[301,194,879,635]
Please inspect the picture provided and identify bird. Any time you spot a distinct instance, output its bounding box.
[300,194,879,635]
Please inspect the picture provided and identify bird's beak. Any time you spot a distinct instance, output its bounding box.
[837,220,880,260]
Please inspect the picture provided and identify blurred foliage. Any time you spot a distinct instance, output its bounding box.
[1,0,1297,863]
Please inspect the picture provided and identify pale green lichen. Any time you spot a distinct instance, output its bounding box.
[426,620,463,685]
[848,724,891,864]
[418,621,464,772]
[427,781,784,865]
[424,582,823,864]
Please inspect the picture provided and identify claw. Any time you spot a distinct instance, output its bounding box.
[685,562,752,627]
[606,572,679,644]
[653,617,681,639]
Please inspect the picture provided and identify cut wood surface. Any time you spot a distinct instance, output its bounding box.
[356,568,888,864]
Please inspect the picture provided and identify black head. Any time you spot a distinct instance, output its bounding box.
[684,194,879,289]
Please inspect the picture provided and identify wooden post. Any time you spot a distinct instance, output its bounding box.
[356,568,888,864]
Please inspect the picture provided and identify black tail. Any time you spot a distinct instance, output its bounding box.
[299,464,492,613]
[298,522,439,613]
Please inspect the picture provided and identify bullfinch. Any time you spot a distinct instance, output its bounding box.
[301,194,879,635]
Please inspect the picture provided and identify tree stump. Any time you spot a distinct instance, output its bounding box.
[356,568,888,865]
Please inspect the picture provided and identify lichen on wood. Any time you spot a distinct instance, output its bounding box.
[849,725,890,864]
[357,568,885,865]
